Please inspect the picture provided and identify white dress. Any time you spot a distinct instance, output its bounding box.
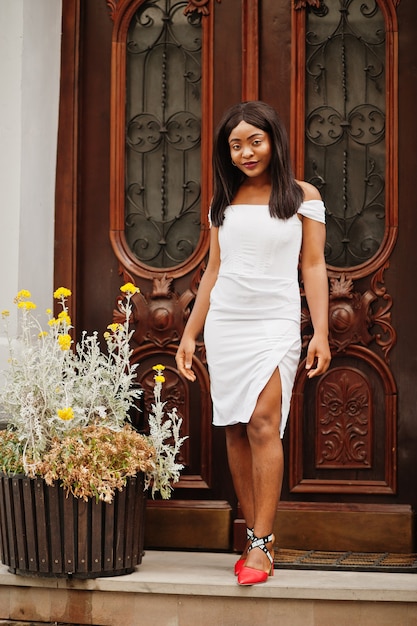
[204,200,326,438]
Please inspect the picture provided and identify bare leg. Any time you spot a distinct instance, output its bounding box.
[225,423,254,556]
[244,368,283,572]
[225,369,283,571]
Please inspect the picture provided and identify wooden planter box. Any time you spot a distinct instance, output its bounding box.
[0,473,147,578]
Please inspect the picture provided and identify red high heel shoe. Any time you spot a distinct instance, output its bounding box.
[237,532,274,586]
[234,527,254,576]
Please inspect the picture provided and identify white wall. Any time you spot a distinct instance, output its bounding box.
[0,0,62,375]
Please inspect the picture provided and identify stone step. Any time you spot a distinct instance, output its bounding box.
[0,550,416,625]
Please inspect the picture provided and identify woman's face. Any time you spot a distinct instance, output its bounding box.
[228,120,272,179]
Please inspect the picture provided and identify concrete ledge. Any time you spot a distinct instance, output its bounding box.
[0,551,416,625]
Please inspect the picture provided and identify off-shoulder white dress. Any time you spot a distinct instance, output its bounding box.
[204,200,326,438]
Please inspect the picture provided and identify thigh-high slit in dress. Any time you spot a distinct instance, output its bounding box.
[204,200,325,438]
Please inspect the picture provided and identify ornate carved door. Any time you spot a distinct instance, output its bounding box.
[56,0,416,552]
[281,0,414,553]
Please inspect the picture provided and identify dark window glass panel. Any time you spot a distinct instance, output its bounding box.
[126,0,202,268]
[305,0,385,268]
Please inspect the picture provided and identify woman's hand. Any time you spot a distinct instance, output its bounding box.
[175,336,197,382]
[305,333,331,378]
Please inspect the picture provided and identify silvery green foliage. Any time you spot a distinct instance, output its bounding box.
[0,289,141,472]
[0,287,186,498]
[145,378,188,500]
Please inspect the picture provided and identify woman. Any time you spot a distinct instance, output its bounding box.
[175,101,331,586]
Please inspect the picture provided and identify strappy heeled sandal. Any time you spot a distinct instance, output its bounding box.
[237,532,274,586]
[234,527,254,576]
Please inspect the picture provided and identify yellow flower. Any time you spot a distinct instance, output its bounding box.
[120,282,140,295]
[103,331,110,340]
[16,289,31,301]
[1,310,10,318]
[46,308,52,314]
[38,331,48,338]
[48,318,59,326]
[58,334,72,351]
[57,407,74,421]
[107,323,122,333]
[153,364,166,382]
[17,301,37,310]
[58,311,71,326]
[53,287,72,299]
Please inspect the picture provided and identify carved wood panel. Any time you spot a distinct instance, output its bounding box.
[317,368,372,470]
[112,270,212,489]
[290,345,397,494]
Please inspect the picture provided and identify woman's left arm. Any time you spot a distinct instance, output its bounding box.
[300,215,331,378]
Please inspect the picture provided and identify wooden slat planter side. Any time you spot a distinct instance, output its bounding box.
[0,473,146,578]
[0,476,8,567]
[48,481,63,574]
[22,478,38,573]
[34,478,50,574]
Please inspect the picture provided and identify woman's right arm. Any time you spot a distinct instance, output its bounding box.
[175,227,220,381]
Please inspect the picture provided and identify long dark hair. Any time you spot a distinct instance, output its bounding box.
[210,101,303,226]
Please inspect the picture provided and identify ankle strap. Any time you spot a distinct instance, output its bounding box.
[247,532,274,565]
[246,527,254,541]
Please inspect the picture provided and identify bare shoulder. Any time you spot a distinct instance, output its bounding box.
[296,180,322,202]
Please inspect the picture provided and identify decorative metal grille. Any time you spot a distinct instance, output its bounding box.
[125,0,202,268]
[304,0,385,268]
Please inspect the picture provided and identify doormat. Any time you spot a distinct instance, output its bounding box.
[273,549,417,573]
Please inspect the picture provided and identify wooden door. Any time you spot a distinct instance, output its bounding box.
[55,0,417,552]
